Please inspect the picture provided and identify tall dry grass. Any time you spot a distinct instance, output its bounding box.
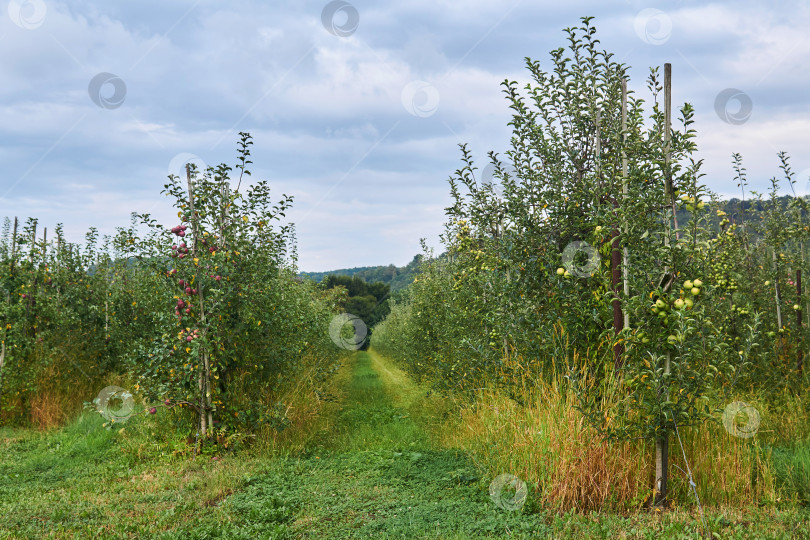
[441,375,650,512]
[439,350,809,513]
[249,351,351,455]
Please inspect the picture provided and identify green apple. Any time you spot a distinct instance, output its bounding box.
[691,287,700,296]
[673,298,685,309]
[693,279,703,287]
[556,267,565,275]
[684,298,694,309]
[683,280,693,289]
[655,298,668,310]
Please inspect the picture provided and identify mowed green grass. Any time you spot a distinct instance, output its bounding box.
[0,351,808,539]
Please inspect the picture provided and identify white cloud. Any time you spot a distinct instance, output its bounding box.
[1,0,809,270]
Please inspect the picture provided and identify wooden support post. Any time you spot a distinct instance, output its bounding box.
[621,79,630,333]
[798,268,803,375]
[654,62,673,508]
[186,164,214,436]
[0,342,6,417]
[774,249,783,330]
[9,217,17,275]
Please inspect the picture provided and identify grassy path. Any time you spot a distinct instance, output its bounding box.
[232,350,547,538]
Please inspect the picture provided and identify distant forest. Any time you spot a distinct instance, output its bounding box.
[300,194,809,295]
[300,254,424,293]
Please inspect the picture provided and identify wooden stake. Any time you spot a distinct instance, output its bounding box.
[797,268,803,375]
[622,79,630,332]
[654,62,673,508]
[0,342,6,413]
[186,164,214,435]
[594,103,624,369]
[9,217,17,275]
[774,249,783,330]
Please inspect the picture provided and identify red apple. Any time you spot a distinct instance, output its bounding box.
[149,407,157,414]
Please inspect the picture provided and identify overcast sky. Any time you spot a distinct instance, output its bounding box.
[1,0,808,271]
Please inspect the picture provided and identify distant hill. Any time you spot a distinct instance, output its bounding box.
[300,255,423,293]
[299,195,807,293]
